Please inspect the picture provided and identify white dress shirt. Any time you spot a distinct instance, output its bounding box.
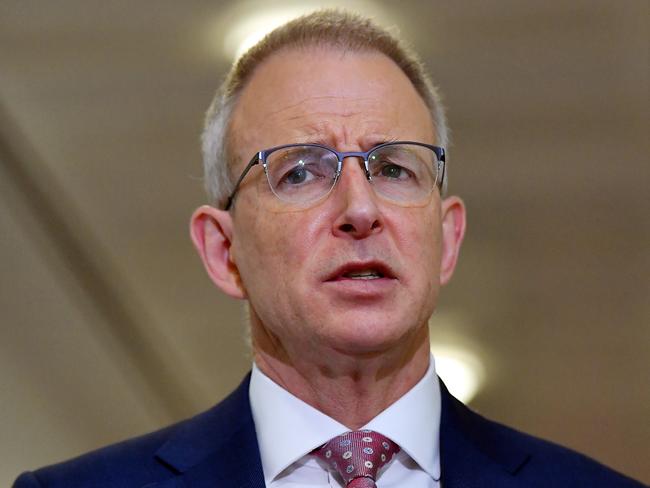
[249,355,442,487]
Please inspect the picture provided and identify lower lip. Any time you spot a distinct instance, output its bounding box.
[324,277,397,297]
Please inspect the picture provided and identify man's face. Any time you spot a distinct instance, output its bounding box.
[202,47,464,362]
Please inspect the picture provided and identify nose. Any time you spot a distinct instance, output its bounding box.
[331,157,383,239]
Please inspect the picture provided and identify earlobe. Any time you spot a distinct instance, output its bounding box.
[439,196,467,286]
[190,205,247,299]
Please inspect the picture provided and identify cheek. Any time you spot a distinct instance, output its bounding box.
[391,207,443,320]
[235,210,319,297]
[392,207,442,273]
[424,213,443,274]
[265,215,318,269]
[234,212,327,344]
[422,215,443,293]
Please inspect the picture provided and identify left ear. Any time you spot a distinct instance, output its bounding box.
[439,196,466,285]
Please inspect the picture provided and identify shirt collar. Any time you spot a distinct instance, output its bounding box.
[249,355,441,483]
[363,355,441,480]
[249,363,349,483]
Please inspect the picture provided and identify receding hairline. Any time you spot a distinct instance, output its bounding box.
[225,43,438,170]
[224,10,419,91]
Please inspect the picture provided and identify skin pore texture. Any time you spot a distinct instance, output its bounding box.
[191,46,466,429]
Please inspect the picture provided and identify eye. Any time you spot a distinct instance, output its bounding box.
[380,163,408,179]
[276,160,335,188]
[371,158,414,181]
[267,146,338,192]
[369,146,425,184]
[284,164,313,185]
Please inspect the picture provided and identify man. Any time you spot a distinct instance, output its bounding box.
[13,10,643,488]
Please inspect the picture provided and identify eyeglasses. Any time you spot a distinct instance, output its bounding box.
[224,141,446,210]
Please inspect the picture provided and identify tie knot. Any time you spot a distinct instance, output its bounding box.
[313,430,400,486]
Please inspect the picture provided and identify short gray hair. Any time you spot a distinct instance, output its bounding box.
[201,9,449,208]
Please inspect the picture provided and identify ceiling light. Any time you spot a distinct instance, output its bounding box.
[224,7,312,61]
[218,1,389,61]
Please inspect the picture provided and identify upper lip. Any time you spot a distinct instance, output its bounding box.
[324,261,397,281]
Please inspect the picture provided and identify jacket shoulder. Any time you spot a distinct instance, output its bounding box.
[466,407,644,486]
[439,379,645,487]
[13,375,254,488]
[497,416,643,488]
[13,421,180,488]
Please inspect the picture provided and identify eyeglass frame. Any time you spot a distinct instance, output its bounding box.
[223,140,446,210]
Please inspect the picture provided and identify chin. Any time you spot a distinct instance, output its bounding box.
[322,316,421,356]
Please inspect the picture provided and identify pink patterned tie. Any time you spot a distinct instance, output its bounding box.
[313,430,400,487]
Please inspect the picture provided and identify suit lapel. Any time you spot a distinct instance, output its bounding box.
[438,378,530,488]
[143,374,533,487]
[146,374,265,488]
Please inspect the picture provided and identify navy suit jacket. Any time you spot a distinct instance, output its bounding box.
[14,374,644,487]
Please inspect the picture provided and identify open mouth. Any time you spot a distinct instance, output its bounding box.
[326,262,395,282]
[341,269,385,280]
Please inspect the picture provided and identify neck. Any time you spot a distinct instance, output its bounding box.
[252,327,431,429]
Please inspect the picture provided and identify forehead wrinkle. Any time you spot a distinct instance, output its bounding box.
[267,100,383,127]
[265,94,376,118]
[264,104,399,149]
[278,119,400,150]
[283,110,363,123]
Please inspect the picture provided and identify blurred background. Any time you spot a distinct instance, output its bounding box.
[0,0,648,484]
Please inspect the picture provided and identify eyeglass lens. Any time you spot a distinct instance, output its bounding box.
[264,143,439,205]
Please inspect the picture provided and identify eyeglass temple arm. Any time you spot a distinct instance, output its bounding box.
[438,148,446,191]
[223,153,261,210]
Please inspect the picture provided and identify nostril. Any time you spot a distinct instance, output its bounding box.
[371,220,380,230]
[340,223,355,233]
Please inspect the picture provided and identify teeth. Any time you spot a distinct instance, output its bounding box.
[345,270,382,279]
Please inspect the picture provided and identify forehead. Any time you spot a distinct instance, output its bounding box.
[229,46,435,164]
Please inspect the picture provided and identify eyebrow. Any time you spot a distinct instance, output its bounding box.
[366,135,399,147]
[292,133,400,150]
